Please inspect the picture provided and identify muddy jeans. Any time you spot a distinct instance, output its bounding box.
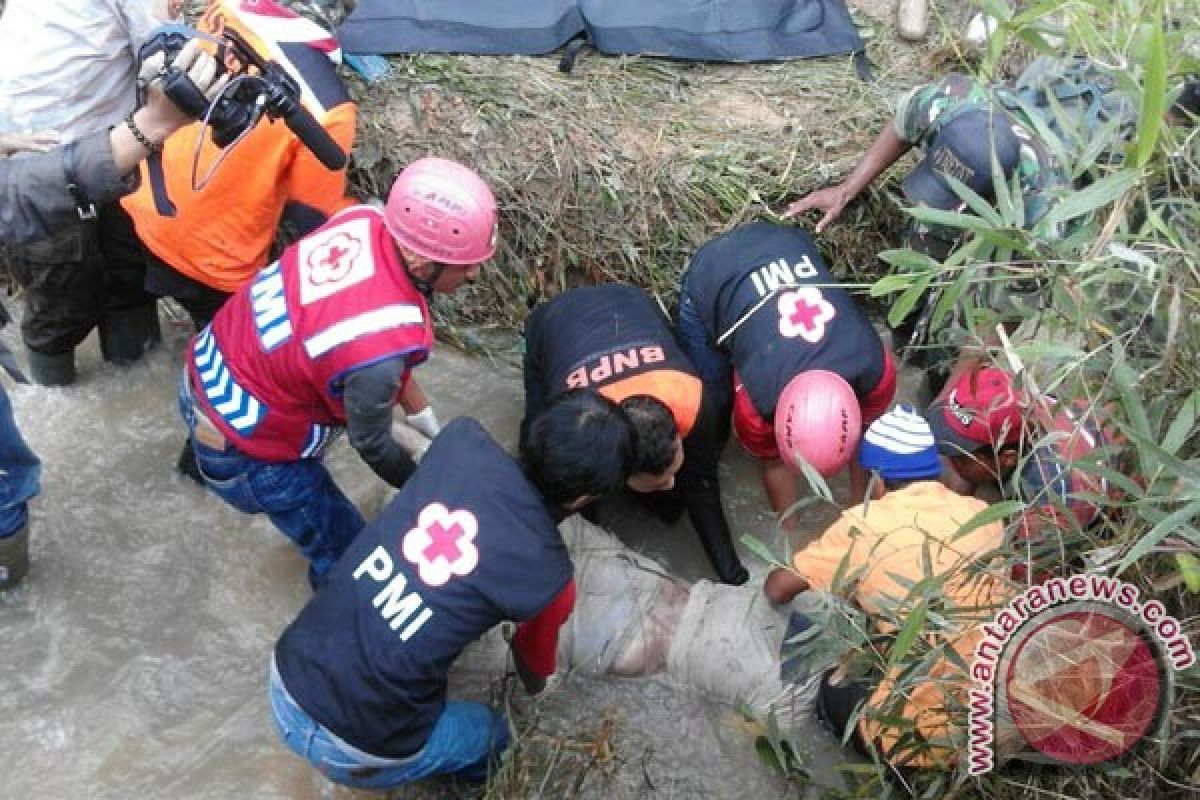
[5,202,156,354]
[269,656,509,788]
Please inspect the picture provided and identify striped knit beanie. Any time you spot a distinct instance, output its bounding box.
[857,404,942,480]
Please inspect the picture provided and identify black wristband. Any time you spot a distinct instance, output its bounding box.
[124,111,162,152]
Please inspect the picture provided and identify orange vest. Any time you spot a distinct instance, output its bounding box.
[122,0,356,293]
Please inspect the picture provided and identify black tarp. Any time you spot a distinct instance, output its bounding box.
[340,1,863,62]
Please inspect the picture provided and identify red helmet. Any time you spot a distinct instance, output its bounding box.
[775,370,862,477]
[384,157,498,265]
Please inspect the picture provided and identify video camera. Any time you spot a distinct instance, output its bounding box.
[137,24,347,215]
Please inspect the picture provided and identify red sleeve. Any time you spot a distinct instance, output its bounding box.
[859,348,897,426]
[732,372,780,460]
[512,579,576,678]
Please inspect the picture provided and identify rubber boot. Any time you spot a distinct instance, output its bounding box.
[897,0,928,42]
[176,438,205,486]
[0,521,30,590]
[26,347,76,387]
[98,304,162,366]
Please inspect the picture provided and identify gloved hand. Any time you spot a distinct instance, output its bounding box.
[138,39,230,138]
[405,406,441,440]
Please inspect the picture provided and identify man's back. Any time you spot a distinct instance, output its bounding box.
[0,0,159,138]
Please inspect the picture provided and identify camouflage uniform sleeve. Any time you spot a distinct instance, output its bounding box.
[892,82,944,144]
[892,74,993,145]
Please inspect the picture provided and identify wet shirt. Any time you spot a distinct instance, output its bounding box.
[523,284,702,436]
[274,418,573,758]
[188,206,433,462]
[684,222,886,421]
[893,73,1069,237]
[122,0,357,293]
[792,481,1012,768]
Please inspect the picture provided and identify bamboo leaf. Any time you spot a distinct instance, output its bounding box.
[904,205,1000,233]
[740,534,787,569]
[887,274,932,328]
[877,248,942,274]
[887,602,928,671]
[1131,5,1167,169]
[1161,391,1199,456]
[1120,499,1200,571]
[1038,171,1140,230]
[1177,553,1200,594]
[942,174,1004,226]
[952,501,1024,539]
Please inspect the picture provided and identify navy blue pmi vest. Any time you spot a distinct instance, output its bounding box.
[685,222,885,418]
[274,417,572,759]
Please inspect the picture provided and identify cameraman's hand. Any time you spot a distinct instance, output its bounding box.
[138,39,229,142]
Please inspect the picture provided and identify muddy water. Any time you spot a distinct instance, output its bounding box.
[0,314,902,799]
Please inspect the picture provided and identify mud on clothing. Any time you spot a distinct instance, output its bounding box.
[274,417,575,759]
[5,201,157,355]
[122,0,357,295]
[681,222,894,460]
[522,284,702,436]
[187,206,432,463]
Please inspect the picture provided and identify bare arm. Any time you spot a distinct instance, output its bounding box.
[783,125,912,233]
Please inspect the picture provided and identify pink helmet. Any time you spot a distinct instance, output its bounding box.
[384,157,498,265]
[775,370,862,477]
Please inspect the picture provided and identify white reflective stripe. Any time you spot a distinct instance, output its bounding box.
[303,304,425,359]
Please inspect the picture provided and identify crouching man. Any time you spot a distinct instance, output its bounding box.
[267,391,635,789]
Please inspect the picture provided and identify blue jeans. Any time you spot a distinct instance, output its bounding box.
[675,277,733,388]
[0,384,41,537]
[268,658,510,788]
[178,372,364,583]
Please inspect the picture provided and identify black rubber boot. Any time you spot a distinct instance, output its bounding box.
[0,521,30,590]
[176,438,205,486]
[98,304,162,366]
[26,348,76,387]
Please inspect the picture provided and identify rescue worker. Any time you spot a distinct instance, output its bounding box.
[522,285,694,495]
[927,364,1026,496]
[0,0,183,385]
[675,222,897,581]
[122,0,359,331]
[785,72,1068,256]
[178,157,498,586]
[268,391,636,789]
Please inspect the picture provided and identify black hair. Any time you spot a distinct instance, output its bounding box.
[619,394,679,477]
[1171,78,1199,123]
[519,389,636,507]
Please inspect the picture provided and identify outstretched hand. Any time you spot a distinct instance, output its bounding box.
[782,184,853,234]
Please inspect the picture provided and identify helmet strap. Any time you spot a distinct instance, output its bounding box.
[406,261,445,300]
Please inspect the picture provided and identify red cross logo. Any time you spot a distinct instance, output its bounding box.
[402,503,480,587]
[306,232,362,286]
[423,520,465,563]
[778,287,836,343]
